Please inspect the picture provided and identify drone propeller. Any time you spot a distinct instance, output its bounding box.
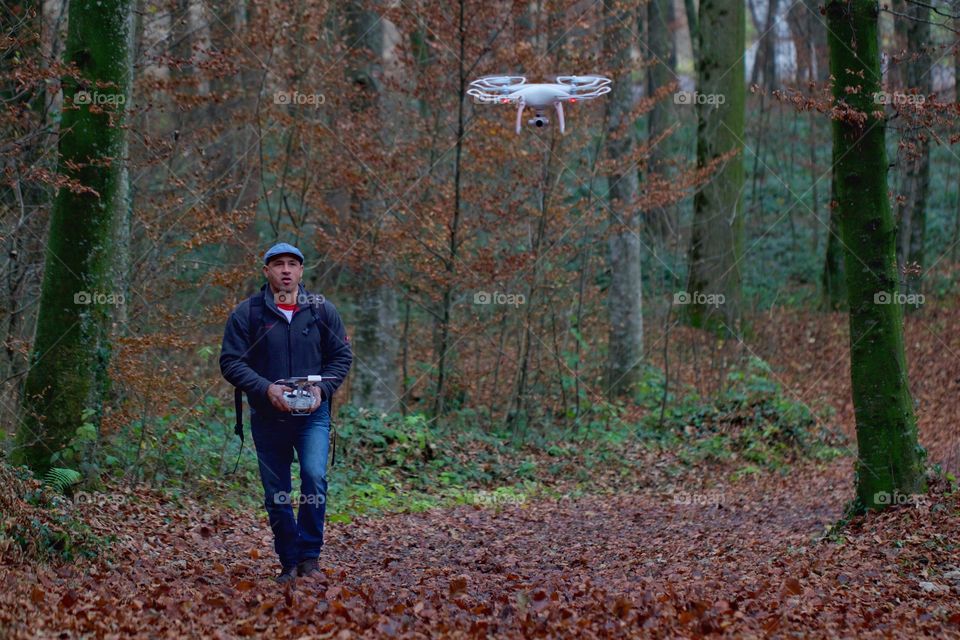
[469,76,527,90]
[467,88,520,104]
[556,75,612,91]
[468,76,527,105]
[558,85,611,102]
[485,75,526,86]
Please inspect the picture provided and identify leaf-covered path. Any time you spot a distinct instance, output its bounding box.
[3,459,958,638]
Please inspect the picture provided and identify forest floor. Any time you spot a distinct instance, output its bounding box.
[2,309,959,638]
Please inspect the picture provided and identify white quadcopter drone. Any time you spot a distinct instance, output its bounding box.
[467,75,612,134]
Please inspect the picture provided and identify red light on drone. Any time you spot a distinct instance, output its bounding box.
[501,98,510,103]
[569,98,577,103]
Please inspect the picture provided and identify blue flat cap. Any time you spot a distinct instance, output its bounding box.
[263,242,304,265]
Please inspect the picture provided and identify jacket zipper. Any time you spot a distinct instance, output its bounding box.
[286,314,292,378]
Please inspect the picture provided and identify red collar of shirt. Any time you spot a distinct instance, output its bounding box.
[277,303,299,312]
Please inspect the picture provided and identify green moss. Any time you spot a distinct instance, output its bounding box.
[14,0,134,474]
[825,0,927,510]
[685,0,746,334]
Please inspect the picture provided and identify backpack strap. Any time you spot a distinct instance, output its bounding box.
[232,386,243,474]
[231,293,265,474]
[308,296,328,331]
[248,294,265,342]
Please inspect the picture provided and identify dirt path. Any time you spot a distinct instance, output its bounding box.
[3,459,958,638]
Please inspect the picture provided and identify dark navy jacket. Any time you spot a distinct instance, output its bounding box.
[219,283,352,419]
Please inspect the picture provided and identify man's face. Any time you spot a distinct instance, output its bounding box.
[263,255,303,298]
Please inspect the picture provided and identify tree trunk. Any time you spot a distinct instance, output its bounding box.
[14,0,134,474]
[1,0,53,427]
[343,1,401,413]
[787,0,827,84]
[953,13,960,264]
[894,3,930,301]
[431,0,467,416]
[825,0,926,511]
[684,0,699,62]
[821,163,846,310]
[685,0,745,333]
[645,0,678,240]
[603,0,643,398]
[749,0,780,87]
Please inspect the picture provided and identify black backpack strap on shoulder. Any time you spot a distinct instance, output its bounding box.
[248,294,265,339]
[308,295,328,329]
[231,294,265,474]
[232,386,243,474]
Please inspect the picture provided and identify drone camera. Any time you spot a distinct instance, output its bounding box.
[528,113,550,128]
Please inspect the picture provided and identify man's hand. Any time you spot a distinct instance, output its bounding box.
[267,384,293,412]
[308,385,324,412]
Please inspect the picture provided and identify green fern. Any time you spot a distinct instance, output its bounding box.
[43,467,82,494]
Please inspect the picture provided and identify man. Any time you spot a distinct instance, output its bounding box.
[220,242,352,584]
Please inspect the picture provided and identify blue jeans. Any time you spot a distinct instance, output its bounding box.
[251,400,330,568]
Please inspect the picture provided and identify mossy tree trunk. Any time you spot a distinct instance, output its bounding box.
[644,0,678,240]
[685,0,745,333]
[603,0,644,398]
[14,0,134,474]
[825,0,926,510]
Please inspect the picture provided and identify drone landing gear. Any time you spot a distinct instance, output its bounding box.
[514,100,567,135]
